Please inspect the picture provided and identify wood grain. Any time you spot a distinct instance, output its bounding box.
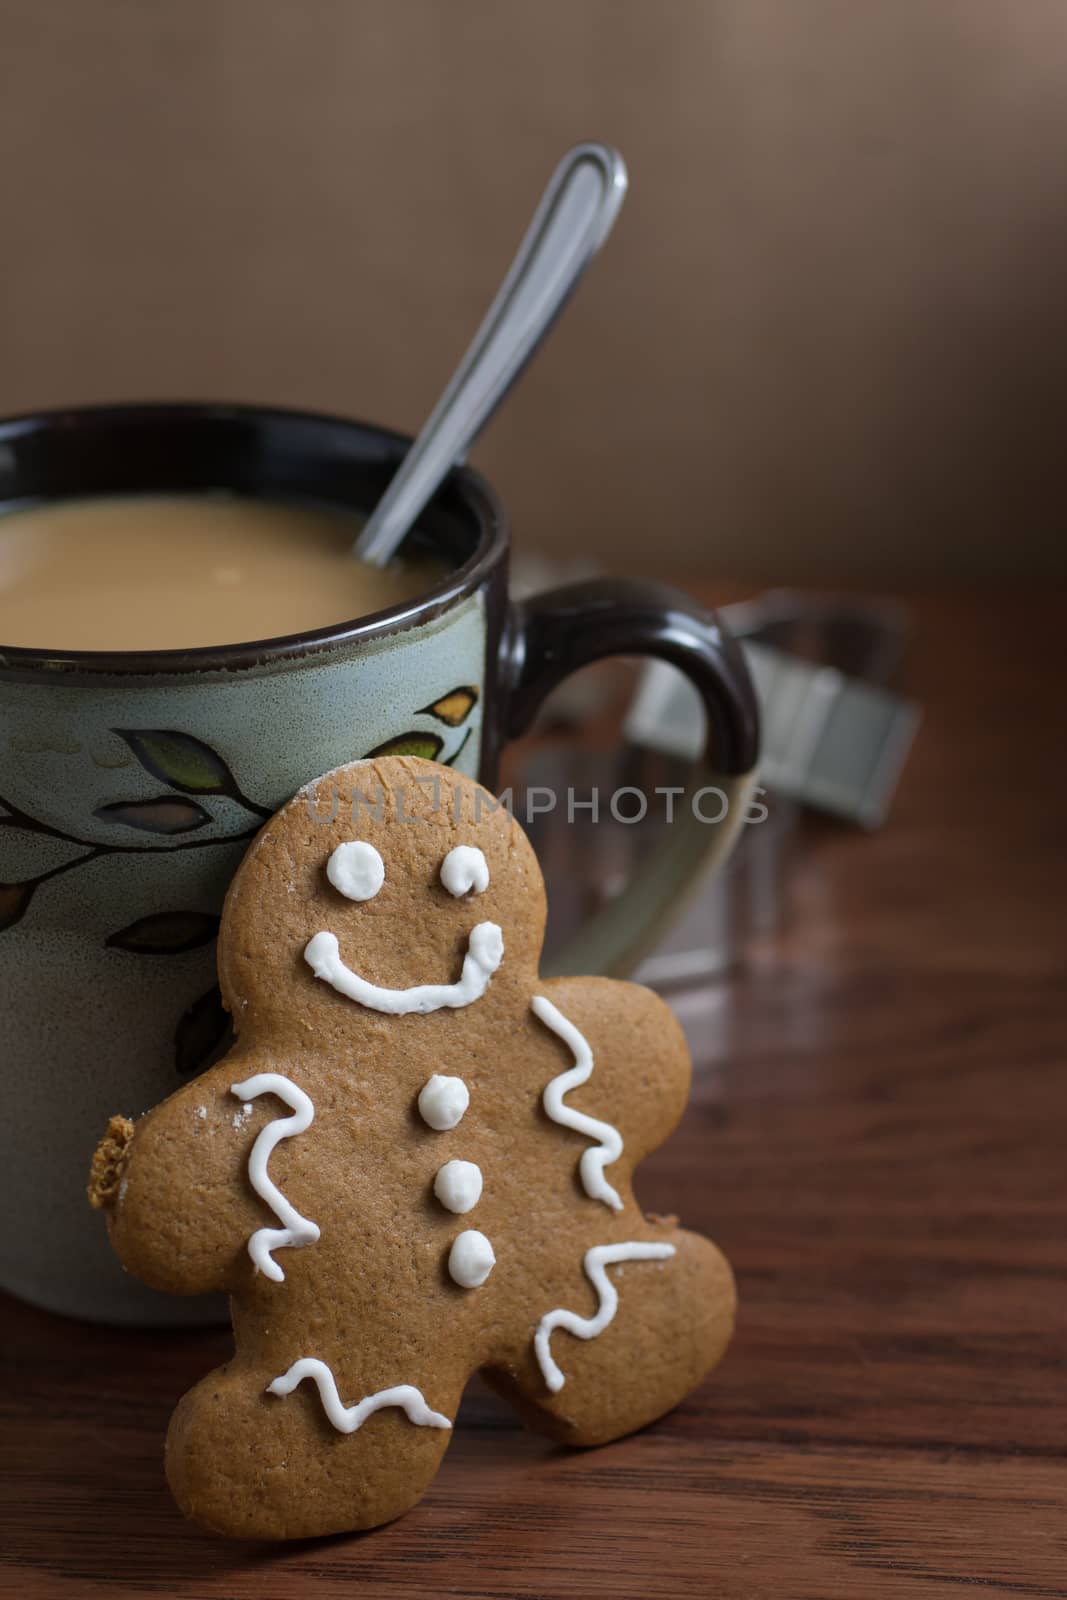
[2,588,1065,1598]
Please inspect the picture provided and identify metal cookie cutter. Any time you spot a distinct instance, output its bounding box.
[622,592,921,992]
[626,591,921,830]
[507,580,921,987]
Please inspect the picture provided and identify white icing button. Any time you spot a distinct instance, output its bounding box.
[433,1159,483,1215]
[448,1229,495,1288]
[327,841,385,902]
[440,845,489,898]
[418,1074,470,1131]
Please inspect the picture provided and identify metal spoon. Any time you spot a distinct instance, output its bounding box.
[353,142,628,566]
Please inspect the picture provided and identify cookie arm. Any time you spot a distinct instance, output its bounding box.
[532,976,693,1171]
[88,1067,266,1297]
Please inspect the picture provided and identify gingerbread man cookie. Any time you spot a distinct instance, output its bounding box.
[88,757,735,1539]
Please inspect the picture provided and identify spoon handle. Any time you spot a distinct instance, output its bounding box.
[354,142,628,566]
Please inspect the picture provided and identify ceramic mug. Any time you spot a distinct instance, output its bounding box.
[0,403,759,1324]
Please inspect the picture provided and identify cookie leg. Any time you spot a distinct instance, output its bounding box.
[487,1228,735,1447]
[166,1359,461,1539]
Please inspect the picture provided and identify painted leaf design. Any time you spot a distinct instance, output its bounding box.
[94,797,210,835]
[0,879,37,933]
[366,732,443,760]
[113,730,238,797]
[442,725,474,768]
[0,812,48,837]
[174,985,233,1076]
[418,685,479,728]
[106,911,220,955]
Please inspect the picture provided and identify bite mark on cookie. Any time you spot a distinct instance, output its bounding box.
[87,1115,134,1210]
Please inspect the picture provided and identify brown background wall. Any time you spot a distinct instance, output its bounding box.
[2,0,1066,579]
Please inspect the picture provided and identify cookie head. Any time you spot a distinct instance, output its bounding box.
[218,757,546,1035]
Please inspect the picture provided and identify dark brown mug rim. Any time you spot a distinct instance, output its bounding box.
[0,402,507,679]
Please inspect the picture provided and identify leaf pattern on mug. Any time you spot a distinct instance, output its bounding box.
[441,726,474,767]
[418,685,479,727]
[174,984,233,1075]
[0,879,37,932]
[113,730,240,798]
[0,810,52,838]
[0,736,264,939]
[365,732,444,761]
[94,797,211,835]
[106,910,220,955]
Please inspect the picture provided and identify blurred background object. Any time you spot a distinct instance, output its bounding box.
[2,0,1066,580]
[626,593,920,829]
[504,573,919,984]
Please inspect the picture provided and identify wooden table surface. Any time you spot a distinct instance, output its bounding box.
[2,588,1065,1599]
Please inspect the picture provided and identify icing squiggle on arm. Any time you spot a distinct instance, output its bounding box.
[268,1358,451,1433]
[534,1241,676,1393]
[304,921,503,1014]
[532,995,624,1211]
[230,1073,320,1282]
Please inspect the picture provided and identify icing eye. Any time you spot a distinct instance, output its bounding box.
[440,845,489,898]
[326,841,385,902]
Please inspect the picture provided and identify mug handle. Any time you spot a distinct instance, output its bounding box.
[501,577,761,977]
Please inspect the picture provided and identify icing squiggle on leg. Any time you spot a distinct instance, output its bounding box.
[268,1357,452,1433]
[230,1073,320,1281]
[532,995,624,1211]
[534,1241,676,1392]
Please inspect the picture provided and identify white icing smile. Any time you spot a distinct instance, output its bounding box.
[304,921,504,1015]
